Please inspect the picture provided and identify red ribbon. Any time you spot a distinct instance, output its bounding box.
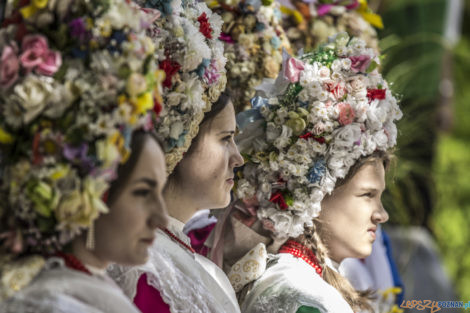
[269,191,288,210]
[299,132,326,144]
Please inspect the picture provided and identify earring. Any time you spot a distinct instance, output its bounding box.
[86,222,95,250]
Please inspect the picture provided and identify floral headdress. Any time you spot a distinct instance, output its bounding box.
[235,33,402,239]
[206,0,291,112]
[136,0,227,174]
[0,0,164,257]
[280,0,382,54]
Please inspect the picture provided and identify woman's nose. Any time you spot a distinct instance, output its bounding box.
[149,196,169,230]
[373,202,389,224]
[230,143,244,169]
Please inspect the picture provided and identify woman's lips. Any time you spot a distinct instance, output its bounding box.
[140,236,155,245]
[367,227,376,240]
[226,178,234,185]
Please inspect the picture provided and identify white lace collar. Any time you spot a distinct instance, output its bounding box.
[167,216,191,246]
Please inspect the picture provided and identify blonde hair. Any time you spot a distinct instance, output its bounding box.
[298,150,392,312]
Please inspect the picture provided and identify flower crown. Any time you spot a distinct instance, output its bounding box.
[207,0,291,112]
[235,33,402,239]
[0,0,163,255]
[137,0,227,174]
[281,0,382,54]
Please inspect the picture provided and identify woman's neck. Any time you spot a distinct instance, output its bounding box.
[163,186,199,224]
[70,236,108,270]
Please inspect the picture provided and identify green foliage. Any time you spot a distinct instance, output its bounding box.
[377,0,446,226]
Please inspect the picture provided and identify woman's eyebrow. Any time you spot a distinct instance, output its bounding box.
[217,130,235,135]
[132,177,157,187]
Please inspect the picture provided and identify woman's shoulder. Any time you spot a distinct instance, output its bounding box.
[241,253,353,313]
[0,289,103,313]
[7,257,140,313]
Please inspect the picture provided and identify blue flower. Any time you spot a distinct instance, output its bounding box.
[167,131,188,150]
[144,0,172,16]
[195,58,211,78]
[307,159,326,184]
[270,36,281,49]
[107,31,127,54]
[255,22,266,32]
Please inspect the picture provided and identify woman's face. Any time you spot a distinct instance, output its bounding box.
[318,160,389,263]
[172,101,244,210]
[94,137,169,266]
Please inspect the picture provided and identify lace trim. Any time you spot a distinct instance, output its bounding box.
[109,248,223,313]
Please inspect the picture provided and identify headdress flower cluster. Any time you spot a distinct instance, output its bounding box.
[235,33,402,239]
[0,0,164,255]
[137,0,227,173]
[207,0,291,112]
[280,0,382,54]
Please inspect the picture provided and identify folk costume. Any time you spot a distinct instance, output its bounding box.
[0,0,164,311]
[225,33,402,312]
[108,1,240,312]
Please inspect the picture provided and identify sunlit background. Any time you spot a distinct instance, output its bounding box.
[371,0,469,309]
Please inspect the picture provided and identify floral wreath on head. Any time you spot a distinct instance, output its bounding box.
[136,0,227,174]
[0,0,164,259]
[235,33,402,239]
[206,0,291,113]
[280,0,382,54]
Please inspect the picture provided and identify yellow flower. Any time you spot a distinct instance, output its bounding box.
[96,137,121,168]
[55,178,109,233]
[20,0,49,19]
[286,117,306,135]
[134,92,153,115]
[357,0,383,29]
[49,164,71,181]
[0,127,14,144]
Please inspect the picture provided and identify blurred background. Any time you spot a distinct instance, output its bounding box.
[371,0,469,310]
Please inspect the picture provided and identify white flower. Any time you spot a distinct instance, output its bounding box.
[273,125,292,150]
[11,75,54,124]
[331,122,362,149]
[169,121,185,140]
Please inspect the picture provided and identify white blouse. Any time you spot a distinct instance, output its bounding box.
[109,216,240,313]
[241,253,354,313]
[1,257,141,313]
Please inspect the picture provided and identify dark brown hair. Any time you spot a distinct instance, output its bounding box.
[167,92,232,184]
[298,150,392,312]
[107,130,162,205]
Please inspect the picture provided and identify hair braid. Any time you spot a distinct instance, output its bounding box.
[298,221,375,312]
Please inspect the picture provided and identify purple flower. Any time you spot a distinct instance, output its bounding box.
[63,143,94,172]
[69,18,89,42]
[63,142,89,161]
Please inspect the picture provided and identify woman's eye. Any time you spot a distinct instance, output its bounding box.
[361,192,374,198]
[222,135,233,142]
[132,189,150,197]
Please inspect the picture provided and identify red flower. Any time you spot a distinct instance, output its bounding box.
[299,132,326,144]
[269,191,288,210]
[197,13,213,39]
[159,58,181,88]
[367,88,386,102]
[153,99,162,116]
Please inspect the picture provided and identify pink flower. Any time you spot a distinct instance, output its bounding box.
[337,102,355,125]
[20,35,49,69]
[349,55,371,73]
[285,57,305,83]
[0,45,20,89]
[36,50,62,76]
